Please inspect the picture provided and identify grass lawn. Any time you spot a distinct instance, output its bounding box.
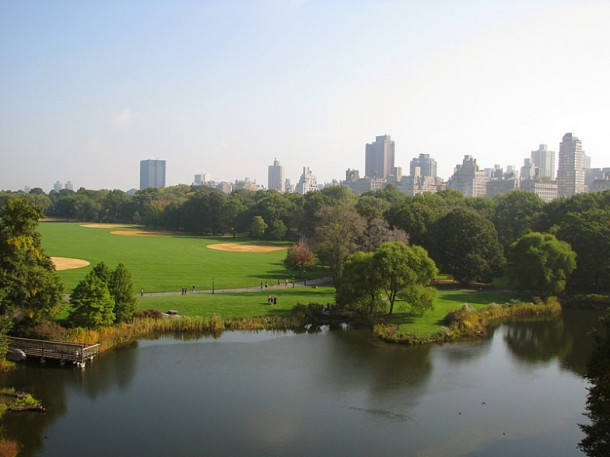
[135,287,337,319]
[384,288,533,337]
[38,222,320,292]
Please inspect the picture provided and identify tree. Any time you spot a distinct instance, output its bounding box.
[335,251,383,315]
[507,232,576,296]
[429,207,505,285]
[267,219,287,241]
[250,216,267,239]
[284,241,317,277]
[0,199,65,327]
[312,204,366,281]
[579,309,610,457]
[373,242,437,315]
[359,217,409,253]
[492,190,544,249]
[556,209,610,292]
[108,263,136,323]
[68,271,115,328]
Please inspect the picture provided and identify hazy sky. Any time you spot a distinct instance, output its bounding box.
[1,0,609,192]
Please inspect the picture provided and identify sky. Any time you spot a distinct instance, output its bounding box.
[1,0,609,192]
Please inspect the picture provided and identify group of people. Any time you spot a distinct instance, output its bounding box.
[180,285,195,295]
[267,295,277,305]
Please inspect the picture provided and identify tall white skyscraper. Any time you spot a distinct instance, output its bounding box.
[140,159,166,189]
[268,158,285,192]
[531,144,555,179]
[295,167,318,194]
[557,133,585,197]
[365,135,395,179]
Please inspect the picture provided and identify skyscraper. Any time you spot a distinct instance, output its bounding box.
[365,135,395,179]
[409,153,437,177]
[531,144,555,179]
[267,158,285,192]
[295,167,318,194]
[557,133,585,197]
[447,155,489,197]
[140,159,166,189]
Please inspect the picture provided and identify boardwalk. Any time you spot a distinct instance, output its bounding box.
[8,336,99,368]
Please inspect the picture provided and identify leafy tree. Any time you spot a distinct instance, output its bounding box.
[68,271,115,328]
[267,219,287,241]
[250,215,267,239]
[507,232,576,296]
[335,251,383,314]
[493,190,544,249]
[373,242,437,315]
[93,261,112,284]
[109,263,136,323]
[429,207,505,284]
[0,199,65,327]
[284,241,317,277]
[355,195,391,221]
[312,204,366,281]
[399,283,436,317]
[579,309,610,457]
[386,195,443,248]
[556,209,610,292]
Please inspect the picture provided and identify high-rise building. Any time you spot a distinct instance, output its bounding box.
[409,153,437,177]
[557,133,585,197]
[295,167,319,194]
[268,158,285,192]
[447,155,489,197]
[531,144,555,179]
[365,135,395,179]
[140,159,166,189]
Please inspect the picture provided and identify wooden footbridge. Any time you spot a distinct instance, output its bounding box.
[8,336,100,368]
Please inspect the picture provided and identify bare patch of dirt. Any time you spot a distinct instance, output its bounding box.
[81,224,138,229]
[51,257,90,271]
[110,230,179,237]
[207,243,288,253]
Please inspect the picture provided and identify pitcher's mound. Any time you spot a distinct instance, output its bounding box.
[207,243,287,253]
[51,257,90,271]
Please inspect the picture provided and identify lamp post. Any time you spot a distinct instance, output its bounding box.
[212,277,215,294]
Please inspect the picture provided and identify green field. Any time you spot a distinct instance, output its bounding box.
[38,222,317,293]
[40,222,530,336]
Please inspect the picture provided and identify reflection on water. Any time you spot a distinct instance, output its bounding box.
[1,309,603,457]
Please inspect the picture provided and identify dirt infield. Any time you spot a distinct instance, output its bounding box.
[111,230,179,237]
[207,243,288,253]
[51,257,90,271]
[81,224,138,229]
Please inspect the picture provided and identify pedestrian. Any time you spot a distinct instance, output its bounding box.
[140,288,144,297]
[265,281,268,288]
[192,284,195,292]
[285,278,288,286]
[273,296,277,305]
[260,282,263,289]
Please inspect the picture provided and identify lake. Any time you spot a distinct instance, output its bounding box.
[2,309,602,457]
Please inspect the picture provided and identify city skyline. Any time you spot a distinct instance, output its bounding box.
[2,1,610,191]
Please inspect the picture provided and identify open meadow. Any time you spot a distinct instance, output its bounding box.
[39,222,532,336]
[38,222,314,293]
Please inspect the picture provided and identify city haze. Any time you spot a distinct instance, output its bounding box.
[1,1,609,191]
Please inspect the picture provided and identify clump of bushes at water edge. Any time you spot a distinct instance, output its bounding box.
[373,298,562,345]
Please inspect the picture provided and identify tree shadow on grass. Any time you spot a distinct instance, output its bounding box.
[439,290,530,306]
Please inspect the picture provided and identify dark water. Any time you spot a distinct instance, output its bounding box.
[2,309,603,457]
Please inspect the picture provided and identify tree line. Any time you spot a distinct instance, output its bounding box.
[2,185,610,295]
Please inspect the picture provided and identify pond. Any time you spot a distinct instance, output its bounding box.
[2,309,602,457]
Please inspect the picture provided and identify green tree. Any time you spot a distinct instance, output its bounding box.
[429,207,505,285]
[335,251,383,315]
[507,232,576,296]
[108,263,136,323]
[267,219,287,241]
[0,199,65,327]
[250,215,267,239]
[68,271,115,328]
[492,190,544,249]
[373,242,438,315]
[284,241,317,277]
[579,310,610,457]
[556,209,610,292]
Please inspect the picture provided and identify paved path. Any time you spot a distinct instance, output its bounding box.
[139,278,332,298]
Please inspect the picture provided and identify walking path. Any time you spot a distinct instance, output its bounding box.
[140,278,332,298]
